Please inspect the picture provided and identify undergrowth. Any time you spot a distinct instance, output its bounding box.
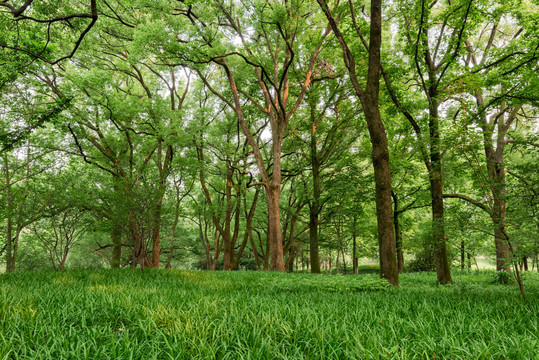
[0,269,537,359]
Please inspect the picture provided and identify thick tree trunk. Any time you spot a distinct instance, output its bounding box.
[309,211,320,273]
[151,226,161,268]
[317,0,398,286]
[365,0,398,286]
[129,212,147,269]
[267,185,285,271]
[222,235,232,270]
[150,201,163,269]
[430,175,452,283]
[363,102,399,285]
[429,98,452,284]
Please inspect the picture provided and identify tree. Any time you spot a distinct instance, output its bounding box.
[316,0,398,285]
[170,0,332,271]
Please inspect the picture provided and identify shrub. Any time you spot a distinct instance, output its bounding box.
[491,270,512,284]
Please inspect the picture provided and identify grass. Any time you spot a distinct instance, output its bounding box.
[1,269,538,359]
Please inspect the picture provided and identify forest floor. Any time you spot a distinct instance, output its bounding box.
[1,269,538,359]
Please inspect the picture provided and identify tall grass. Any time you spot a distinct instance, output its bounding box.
[1,269,537,359]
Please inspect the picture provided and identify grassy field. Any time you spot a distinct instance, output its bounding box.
[1,269,538,359]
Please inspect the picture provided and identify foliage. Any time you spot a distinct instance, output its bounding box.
[0,270,538,359]
[492,269,513,285]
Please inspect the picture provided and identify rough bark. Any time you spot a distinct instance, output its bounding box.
[428,93,451,284]
[317,0,398,286]
[475,95,519,271]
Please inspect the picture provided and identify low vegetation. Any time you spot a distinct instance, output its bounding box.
[1,270,537,359]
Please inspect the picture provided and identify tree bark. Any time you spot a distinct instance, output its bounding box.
[353,216,358,275]
[309,121,322,273]
[428,94,452,284]
[461,240,465,270]
[392,192,404,273]
[317,0,398,286]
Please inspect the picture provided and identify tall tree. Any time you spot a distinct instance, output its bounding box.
[316,0,398,285]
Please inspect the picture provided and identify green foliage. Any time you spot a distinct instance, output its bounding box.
[0,270,538,359]
[492,270,513,285]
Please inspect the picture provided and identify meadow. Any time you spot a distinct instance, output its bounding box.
[1,269,538,359]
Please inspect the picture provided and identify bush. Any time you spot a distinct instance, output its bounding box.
[491,270,512,284]
[405,251,436,272]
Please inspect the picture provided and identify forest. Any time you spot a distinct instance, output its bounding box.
[1,0,538,358]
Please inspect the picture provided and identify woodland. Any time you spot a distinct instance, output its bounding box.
[1,0,538,281]
[1,0,539,358]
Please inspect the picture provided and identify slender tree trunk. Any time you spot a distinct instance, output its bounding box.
[222,166,234,271]
[335,249,339,274]
[461,240,465,270]
[490,166,510,271]
[212,229,220,271]
[309,118,322,273]
[475,96,519,271]
[249,234,261,269]
[353,216,358,275]
[392,193,404,273]
[4,156,15,273]
[329,254,332,273]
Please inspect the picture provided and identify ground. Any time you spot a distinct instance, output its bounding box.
[1,269,538,359]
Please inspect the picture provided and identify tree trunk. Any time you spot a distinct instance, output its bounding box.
[129,212,147,269]
[475,96,519,271]
[4,156,15,273]
[309,123,322,273]
[490,167,510,271]
[429,97,452,284]
[430,175,452,283]
[392,194,404,273]
[317,0,398,286]
[461,240,465,270]
[267,184,285,271]
[353,216,358,275]
[364,101,399,285]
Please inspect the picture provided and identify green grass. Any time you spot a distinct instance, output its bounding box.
[1,270,538,359]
